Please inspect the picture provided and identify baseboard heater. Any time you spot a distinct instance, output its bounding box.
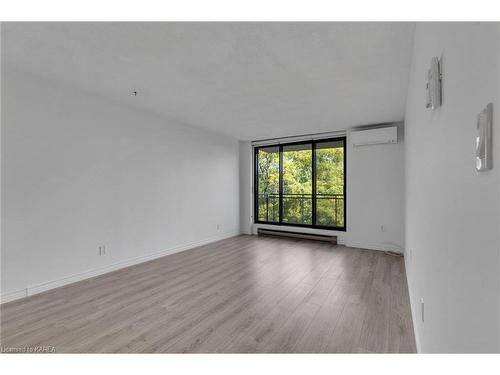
[257,228,337,244]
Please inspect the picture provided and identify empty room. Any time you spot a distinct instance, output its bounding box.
[1,10,500,364]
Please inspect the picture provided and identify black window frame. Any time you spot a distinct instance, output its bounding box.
[254,136,346,231]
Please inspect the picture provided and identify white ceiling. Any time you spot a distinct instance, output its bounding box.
[2,22,415,140]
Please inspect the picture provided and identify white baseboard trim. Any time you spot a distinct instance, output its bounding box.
[345,241,404,254]
[404,255,422,353]
[0,289,29,304]
[1,230,240,304]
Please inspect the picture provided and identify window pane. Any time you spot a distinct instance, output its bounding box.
[315,140,344,227]
[257,146,280,222]
[282,143,312,225]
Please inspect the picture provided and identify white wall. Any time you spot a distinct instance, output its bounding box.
[239,141,253,235]
[1,66,240,301]
[405,22,500,352]
[239,124,405,252]
[346,123,405,251]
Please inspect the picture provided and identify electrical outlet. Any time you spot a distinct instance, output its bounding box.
[421,298,425,322]
[380,224,385,232]
[216,224,220,230]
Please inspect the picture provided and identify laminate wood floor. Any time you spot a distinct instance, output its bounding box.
[0,235,416,353]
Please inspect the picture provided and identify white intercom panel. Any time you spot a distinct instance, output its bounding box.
[476,103,493,171]
[426,57,442,110]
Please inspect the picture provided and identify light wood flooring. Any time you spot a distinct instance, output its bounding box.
[0,235,416,353]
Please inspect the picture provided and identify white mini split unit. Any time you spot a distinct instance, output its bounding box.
[350,126,398,147]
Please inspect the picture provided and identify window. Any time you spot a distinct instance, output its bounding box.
[256,146,280,223]
[254,137,346,231]
[282,143,313,225]
[315,140,345,228]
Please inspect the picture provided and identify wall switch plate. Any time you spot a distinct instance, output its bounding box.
[476,103,493,171]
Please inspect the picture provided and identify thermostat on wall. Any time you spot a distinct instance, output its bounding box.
[476,103,493,171]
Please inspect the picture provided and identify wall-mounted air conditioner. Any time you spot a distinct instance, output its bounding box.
[350,126,398,146]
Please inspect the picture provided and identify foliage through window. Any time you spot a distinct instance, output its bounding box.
[255,137,345,230]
